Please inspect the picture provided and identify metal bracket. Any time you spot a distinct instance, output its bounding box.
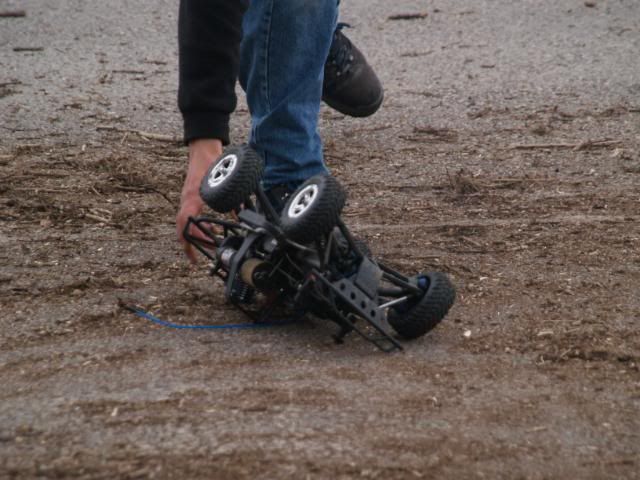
[314,273,402,352]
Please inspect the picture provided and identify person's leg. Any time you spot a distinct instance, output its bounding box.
[239,0,338,191]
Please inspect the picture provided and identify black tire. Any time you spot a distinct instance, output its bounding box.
[281,174,346,244]
[388,272,455,340]
[199,145,263,213]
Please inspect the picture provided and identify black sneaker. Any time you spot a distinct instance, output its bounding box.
[323,24,384,118]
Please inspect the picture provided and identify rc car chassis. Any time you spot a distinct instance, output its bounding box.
[184,145,456,352]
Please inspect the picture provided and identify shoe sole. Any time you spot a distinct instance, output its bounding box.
[322,90,384,118]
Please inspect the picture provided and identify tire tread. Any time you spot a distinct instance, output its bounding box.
[281,175,346,243]
[199,145,263,213]
[389,272,456,339]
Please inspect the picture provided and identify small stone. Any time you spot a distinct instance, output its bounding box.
[537,329,554,338]
[463,330,472,338]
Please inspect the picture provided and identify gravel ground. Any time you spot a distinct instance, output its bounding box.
[1,1,639,478]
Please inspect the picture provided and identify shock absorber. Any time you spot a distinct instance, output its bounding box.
[229,275,255,304]
[217,246,256,304]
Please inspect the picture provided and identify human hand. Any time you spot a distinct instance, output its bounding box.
[176,139,223,263]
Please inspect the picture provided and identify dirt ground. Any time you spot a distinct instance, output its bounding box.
[1,0,639,478]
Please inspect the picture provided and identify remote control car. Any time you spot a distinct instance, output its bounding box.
[184,145,455,352]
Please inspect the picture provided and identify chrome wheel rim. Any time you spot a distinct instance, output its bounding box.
[208,154,237,188]
[288,184,319,218]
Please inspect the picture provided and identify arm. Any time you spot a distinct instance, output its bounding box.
[178,0,248,145]
[176,0,248,263]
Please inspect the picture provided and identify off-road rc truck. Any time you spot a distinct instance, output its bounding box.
[184,145,456,352]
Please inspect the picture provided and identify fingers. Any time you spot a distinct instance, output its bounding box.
[186,220,221,244]
[179,220,206,265]
[177,203,225,264]
[177,141,221,264]
[176,213,200,265]
[182,241,199,265]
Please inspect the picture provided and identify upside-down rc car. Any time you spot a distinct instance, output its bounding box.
[184,145,455,352]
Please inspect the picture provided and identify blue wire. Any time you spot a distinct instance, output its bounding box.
[126,306,291,330]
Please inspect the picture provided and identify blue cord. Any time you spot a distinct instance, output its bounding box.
[124,305,292,330]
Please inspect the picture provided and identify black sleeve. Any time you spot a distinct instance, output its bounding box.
[178,0,249,145]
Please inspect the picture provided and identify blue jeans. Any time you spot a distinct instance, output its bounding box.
[239,0,338,190]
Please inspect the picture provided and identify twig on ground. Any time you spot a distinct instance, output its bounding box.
[90,207,113,217]
[352,214,638,232]
[12,188,68,193]
[527,426,548,433]
[414,125,456,137]
[0,10,26,17]
[115,185,174,206]
[388,12,428,20]
[510,139,621,151]
[85,213,112,224]
[85,209,122,228]
[13,47,43,52]
[486,179,525,189]
[405,89,439,97]
[400,51,434,58]
[90,185,104,197]
[460,236,484,249]
[1,172,67,181]
[96,125,180,143]
[346,123,393,134]
[137,131,177,142]
[412,254,442,259]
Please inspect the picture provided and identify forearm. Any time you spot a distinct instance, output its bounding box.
[178,0,248,145]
